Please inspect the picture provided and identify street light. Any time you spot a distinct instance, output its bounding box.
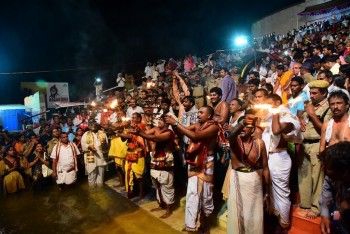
[94,77,103,100]
[235,36,248,47]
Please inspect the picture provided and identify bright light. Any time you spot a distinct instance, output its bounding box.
[110,99,118,109]
[235,36,248,47]
[96,77,101,82]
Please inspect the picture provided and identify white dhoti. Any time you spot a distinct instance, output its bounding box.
[150,169,174,205]
[56,170,77,185]
[227,169,263,234]
[268,151,291,228]
[88,166,105,186]
[185,156,214,231]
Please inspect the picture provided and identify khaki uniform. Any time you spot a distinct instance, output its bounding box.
[205,77,222,93]
[303,73,316,84]
[232,74,240,85]
[299,98,332,214]
[192,84,205,109]
[47,138,59,157]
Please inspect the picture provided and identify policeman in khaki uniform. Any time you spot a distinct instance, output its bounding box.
[205,76,222,95]
[299,80,332,218]
[192,74,205,109]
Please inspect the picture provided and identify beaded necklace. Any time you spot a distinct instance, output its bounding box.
[237,136,259,166]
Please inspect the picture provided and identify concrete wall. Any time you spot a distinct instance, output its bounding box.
[251,0,331,39]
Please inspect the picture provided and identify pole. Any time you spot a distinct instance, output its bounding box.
[102,85,119,93]
[19,110,50,123]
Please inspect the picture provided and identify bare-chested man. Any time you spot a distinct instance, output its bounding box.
[165,106,219,233]
[320,91,350,152]
[225,110,270,234]
[130,114,175,219]
[263,94,301,228]
[209,87,229,124]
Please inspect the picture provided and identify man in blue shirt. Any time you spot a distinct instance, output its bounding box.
[220,67,236,104]
[288,76,309,118]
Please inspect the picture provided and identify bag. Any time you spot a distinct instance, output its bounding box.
[86,151,95,163]
[186,141,205,166]
[42,153,53,178]
[42,164,53,178]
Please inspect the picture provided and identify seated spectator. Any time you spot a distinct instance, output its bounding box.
[0,146,25,193]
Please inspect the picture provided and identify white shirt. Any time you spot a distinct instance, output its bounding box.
[116,76,125,88]
[157,60,166,73]
[126,106,144,118]
[330,63,340,75]
[51,143,80,172]
[144,66,153,78]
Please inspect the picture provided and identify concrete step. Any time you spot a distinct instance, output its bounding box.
[290,206,321,234]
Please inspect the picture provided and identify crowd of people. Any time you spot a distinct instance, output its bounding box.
[1,13,350,234]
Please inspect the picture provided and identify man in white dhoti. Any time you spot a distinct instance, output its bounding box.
[130,114,176,218]
[222,109,270,234]
[81,122,108,187]
[51,132,80,186]
[165,106,219,233]
[262,94,302,228]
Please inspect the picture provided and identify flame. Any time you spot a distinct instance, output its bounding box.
[110,99,118,109]
[253,104,282,114]
[253,104,272,109]
[91,101,96,107]
[122,117,130,122]
[146,82,154,89]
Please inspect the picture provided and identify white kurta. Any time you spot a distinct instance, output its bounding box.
[51,143,80,185]
[81,131,107,174]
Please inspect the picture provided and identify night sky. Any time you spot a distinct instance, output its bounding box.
[0,0,300,104]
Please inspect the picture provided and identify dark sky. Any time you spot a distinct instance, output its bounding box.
[0,0,300,104]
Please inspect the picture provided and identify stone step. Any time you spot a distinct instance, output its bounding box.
[290,206,321,234]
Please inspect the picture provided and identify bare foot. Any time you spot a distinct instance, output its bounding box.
[181,226,196,232]
[305,210,319,219]
[160,211,172,219]
[151,207,165,212]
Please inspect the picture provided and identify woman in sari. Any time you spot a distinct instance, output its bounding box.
[1,146,25,193]
[28,143,51,190]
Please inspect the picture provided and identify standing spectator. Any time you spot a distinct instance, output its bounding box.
[157,59,166,77]
[116,73,125,91]
[319,142,350,234]
[126,98,144,118]
[220,67,236,104]
[144,62,153,78]
[51,132,80,187]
